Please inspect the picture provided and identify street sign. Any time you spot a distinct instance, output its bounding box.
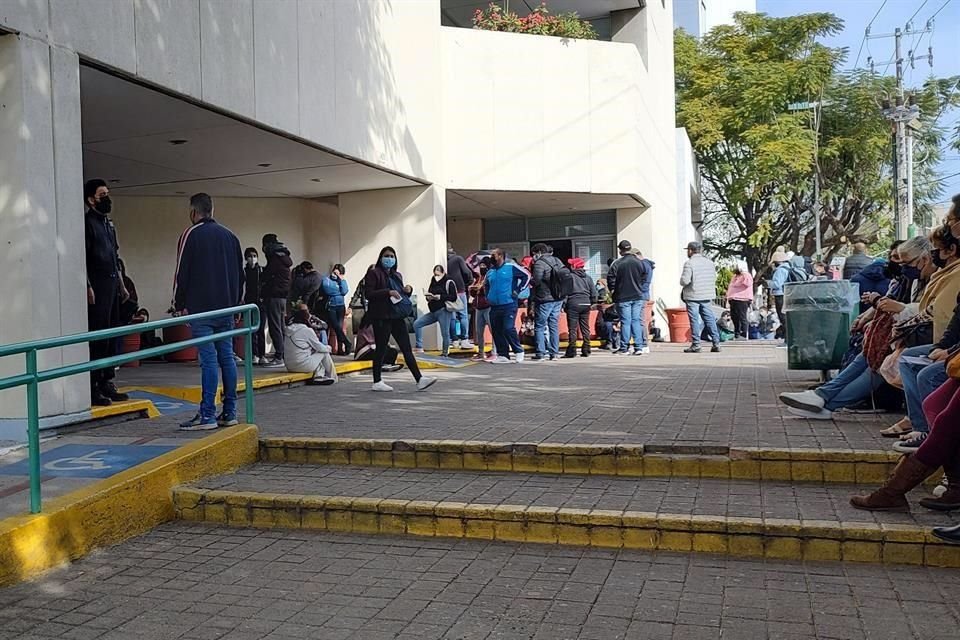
[0,444,177,478]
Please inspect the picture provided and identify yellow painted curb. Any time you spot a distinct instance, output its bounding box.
[90,398,160,421]
[176,488,960,568]
[0,424,259,587]
[259,438,904,484]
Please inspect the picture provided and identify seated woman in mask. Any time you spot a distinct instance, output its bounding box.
[283,304,337,385]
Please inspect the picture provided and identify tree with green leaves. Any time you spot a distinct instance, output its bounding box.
[675,12,958,278]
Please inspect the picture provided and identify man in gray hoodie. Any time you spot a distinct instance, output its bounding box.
[679,241,721,353]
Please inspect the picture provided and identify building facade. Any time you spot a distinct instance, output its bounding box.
[674,0,756,37]
[0,0,685,431]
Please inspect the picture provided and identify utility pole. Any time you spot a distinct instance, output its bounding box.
[867,20,933,240]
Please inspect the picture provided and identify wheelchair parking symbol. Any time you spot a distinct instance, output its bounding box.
[0,444,178,478]
[44,449,110,472]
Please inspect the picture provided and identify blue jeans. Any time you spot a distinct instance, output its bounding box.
[191,317,237,422]
[603,322,620,351]
[815,353,883,411]
[899,344,947,433]
[414,309,452,353]
[490,303,522,355]
[535,300,562,356]
[449,293,469,341]
[617,300,647,352]
[685,300,720,347]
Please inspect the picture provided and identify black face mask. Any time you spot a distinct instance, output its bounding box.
[883,261,902,279]
[931,249,948,269]
[94,196,112,214]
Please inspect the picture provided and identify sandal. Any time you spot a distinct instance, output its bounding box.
[880,418,912,438]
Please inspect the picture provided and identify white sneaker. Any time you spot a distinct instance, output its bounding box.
[786,406,834,421]
[491,356,512,364]
[413,347,425,354]
[453,340,462,349]
[641,346,650,355]
[371,381,394,392]
[417,376,437,391]
[934,476,949,498]
[779,390,825,413]
[515,351,525,363]
[460,340,474,349]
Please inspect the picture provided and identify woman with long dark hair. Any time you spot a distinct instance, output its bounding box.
[362,246,437,392]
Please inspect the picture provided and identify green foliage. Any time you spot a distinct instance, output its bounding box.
[472,2,597,40]
[715,266,734,297]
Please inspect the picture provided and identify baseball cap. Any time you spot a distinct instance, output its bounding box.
[685,241,702,252]
[618,240,632,252]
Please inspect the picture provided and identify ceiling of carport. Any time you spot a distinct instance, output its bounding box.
[80,66,420,198]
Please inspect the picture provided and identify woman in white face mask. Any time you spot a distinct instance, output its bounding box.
[243,247,266,363]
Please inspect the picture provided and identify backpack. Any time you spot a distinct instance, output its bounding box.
[307,288,329,316]
[548,259,574,299]
[787,265,808,283]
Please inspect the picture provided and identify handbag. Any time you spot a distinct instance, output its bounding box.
[444,280,464,313]
[387,275,413,320]
[863,312,894,371]
[879,347,906,389]
[893,319,933,349]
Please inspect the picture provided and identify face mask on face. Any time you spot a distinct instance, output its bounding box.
[434,273,444,281]
[931,249,947,269]
[246,257,258,267]
[883,261,902,278]
[94,196,112,214]
[381,256,396,269]
[902,263,922,280]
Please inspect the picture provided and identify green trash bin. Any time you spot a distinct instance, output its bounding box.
[783,280,860,370]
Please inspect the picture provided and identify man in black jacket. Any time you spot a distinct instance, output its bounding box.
[260,233,293,367]
[84,178,130,406]
[563,258,597,358]
[173,193,244,431]
[243,247,266,363]
[531,243,566,360]
[607,241,654,355]
[446,244,475,349]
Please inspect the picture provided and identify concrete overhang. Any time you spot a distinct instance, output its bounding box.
[447,189,645,219]
[441,0,642,25]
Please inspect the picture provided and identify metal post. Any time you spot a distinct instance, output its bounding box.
[244,308,255,424]
[906,127,914,232]
[25,350,41,513]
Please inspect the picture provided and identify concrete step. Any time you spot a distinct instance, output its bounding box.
[173,463,960,567]
[259,437,905,484]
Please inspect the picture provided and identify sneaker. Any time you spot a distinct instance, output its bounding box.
[306,377,335,386]
[786,406,834,421]
[413,347,425,354]
[933,476,949,498]
[613,349,630,355]
[779,390,826,413]
[99,382,129,402]
[484,354,498,363]
[417,376,437,391]
[562,353,577,359]
[893,432,928,454]
[470,354,485,362]
[371,381,394,392]
[491,356,512,364]
[91,389,112,407]
[683,345,701,353]
[217,412,239,427]
[262,357,284,368]
[532,354,544,361]
[548,354,557,361]
[453,340,462,349]
[515,351,525,363]
[460,340,474,349]
[776,341,788,349]
[233,355,243,364]
[710,344,721,353]
[631,350,643,356]
[641,346,651,355]
[179,413,218,431]
[382,364,403,373]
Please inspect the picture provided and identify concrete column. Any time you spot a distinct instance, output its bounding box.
[617,206,683,314]
[339,185,447,350]
[0,36,88,440]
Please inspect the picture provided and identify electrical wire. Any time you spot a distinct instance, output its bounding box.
[854,0,889,69]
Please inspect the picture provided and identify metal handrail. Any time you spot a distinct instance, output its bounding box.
[0,304,260,514]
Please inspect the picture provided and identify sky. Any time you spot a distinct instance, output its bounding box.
[758,0,960,207]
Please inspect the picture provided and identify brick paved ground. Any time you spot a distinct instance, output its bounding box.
[82,343,901,452]
[1,523,958,640]
[194,463,960,529]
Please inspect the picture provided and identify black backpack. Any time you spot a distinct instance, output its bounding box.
[787,266,808,283]
[548,259,574,299]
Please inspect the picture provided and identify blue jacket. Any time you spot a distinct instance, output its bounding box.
[485,262,531,306]
[851,259,891,311]
[769,263,790,296]
[173,218,244,314]
[320,275,350,308]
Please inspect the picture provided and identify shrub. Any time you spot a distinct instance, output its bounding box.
[472,2,597,40]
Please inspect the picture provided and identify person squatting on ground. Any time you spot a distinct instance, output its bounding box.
[260,233,292,367]
[283,304,337,386]
[563,258,597,358]
[363,246,436,392]
[84,178,131,406]
[413,264,458,357]
[680,241,721,353]
[173,193,244,431]
[485,248,530,364]
[607,240,654,355]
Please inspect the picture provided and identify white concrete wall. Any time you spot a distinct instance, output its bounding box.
[18,0,442,182]
[675,128,700,266]
[111,196,340,319]
[0,35,88,428]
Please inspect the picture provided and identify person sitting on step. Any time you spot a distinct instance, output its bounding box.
[283,304,337,386]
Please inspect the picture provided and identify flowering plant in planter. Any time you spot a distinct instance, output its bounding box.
[472,2,597,40]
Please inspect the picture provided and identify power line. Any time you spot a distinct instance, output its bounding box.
[930,0,954,20]
[853,0,888,68]
[918,170,960,187]
[906,0,932,27]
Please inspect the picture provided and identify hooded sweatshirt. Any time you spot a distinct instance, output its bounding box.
[851,259,891,312]
[566,269,598,307]
[290,269,323,305]
[261,242,293,298]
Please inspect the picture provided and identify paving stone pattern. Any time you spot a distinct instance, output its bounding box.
[1,522,959,640]
[86,344,901,452]
[195,463,960,530]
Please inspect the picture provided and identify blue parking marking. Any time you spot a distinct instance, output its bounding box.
[0,444,178,478]
[126,390,199,417]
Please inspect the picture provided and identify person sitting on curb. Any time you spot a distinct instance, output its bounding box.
[283,304,337,386]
